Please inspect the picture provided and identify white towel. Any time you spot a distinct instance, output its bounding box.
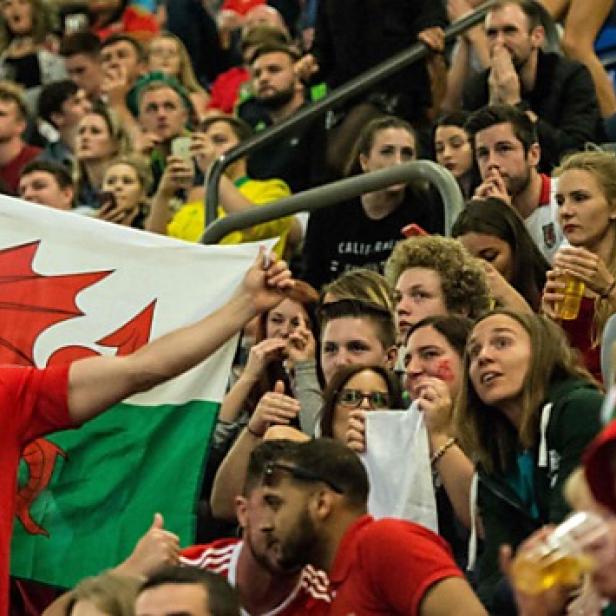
[360,402,438,532]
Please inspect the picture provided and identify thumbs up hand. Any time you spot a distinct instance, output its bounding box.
[116,512,180,578]
[247,380,301,438]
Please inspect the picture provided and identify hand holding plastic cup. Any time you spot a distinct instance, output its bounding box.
[554,272,585,320]
[510,511,614,595]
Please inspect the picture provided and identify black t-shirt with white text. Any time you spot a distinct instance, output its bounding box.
[301,186,443,290]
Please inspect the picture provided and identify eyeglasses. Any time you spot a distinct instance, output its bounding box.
[336,388,391,409]
[262,461,343,494]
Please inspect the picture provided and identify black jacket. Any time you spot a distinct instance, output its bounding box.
[473,378,603,614]
[311,0,448,118]
[463,50,604,171]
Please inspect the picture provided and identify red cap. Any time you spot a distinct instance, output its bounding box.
[584,419,616,513]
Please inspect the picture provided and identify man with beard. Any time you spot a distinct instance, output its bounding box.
[48,440,330,616]
[256,438,488,616]
[466,104,563,262]
[182,440,330,615]
[238,44,328,194]
[462,0,602,172]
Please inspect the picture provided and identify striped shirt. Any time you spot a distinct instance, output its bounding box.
[181,538,330,616]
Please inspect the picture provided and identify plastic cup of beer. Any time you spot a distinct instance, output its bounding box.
[555,273,585,320]
[510,512,613,595]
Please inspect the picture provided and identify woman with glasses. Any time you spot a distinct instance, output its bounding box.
[340,315,474,566]
[318,364,403,441]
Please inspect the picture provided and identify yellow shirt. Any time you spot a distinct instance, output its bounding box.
[167,176,292,256]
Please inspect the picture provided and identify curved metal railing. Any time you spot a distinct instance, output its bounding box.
[202,160,463,244]
[202,1,496,231]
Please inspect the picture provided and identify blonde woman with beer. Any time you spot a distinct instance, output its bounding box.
[542,150,616,381]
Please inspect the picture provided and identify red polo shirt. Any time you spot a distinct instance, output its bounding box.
[0,365,71,616]
[329,515,463,616]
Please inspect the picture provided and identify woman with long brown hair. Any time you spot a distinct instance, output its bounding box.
[456,309,603,612]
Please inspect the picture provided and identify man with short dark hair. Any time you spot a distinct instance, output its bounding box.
[466,103,563,261]
[60,32,104,102]
[0,81,41,195]
[18,160,75,210]
[207,25,290,115]
[257,438,488,616]
[462,0,602,172]
[136,79,193,191]
[135,566,240,616]
[37,79,91,169]
[180,440,330,615]
[238,44,328,194]
[100,34,147,141]
[100,34,146,89]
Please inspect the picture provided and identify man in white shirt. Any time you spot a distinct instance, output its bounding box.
[466,104,563,262]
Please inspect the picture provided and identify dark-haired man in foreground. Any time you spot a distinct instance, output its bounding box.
[257,438,488,615]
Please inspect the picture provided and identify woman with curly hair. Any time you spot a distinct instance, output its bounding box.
[456,309,603,612]
[385,235,491,343]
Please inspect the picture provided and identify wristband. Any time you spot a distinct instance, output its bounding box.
[246,425,264,438]
[600,279,616,299]
[431,437,457,466]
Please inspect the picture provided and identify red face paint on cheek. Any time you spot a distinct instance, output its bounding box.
[435,358,454,383]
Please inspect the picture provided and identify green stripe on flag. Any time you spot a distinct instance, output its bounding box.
[10,399,218,588]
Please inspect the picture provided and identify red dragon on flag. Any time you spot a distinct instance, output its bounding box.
[0,241,156,536]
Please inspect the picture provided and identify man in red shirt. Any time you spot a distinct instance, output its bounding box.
[180,440,329,615]
[0,251,292,616]
[257,438,488,616]
[0,82,41,195]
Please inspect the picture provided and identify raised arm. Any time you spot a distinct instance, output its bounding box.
[211,381,301,519]
[67,253,293,424]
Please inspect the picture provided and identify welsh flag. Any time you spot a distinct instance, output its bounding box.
[2,196,258,588]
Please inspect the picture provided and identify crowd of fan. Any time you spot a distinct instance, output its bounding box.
[5,0,616,614]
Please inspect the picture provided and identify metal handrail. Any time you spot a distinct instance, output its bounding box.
[202,0,495,229]
[202,161,463,244]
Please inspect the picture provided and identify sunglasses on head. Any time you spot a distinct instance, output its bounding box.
[336,388,391,409]
[262,461,343,494]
